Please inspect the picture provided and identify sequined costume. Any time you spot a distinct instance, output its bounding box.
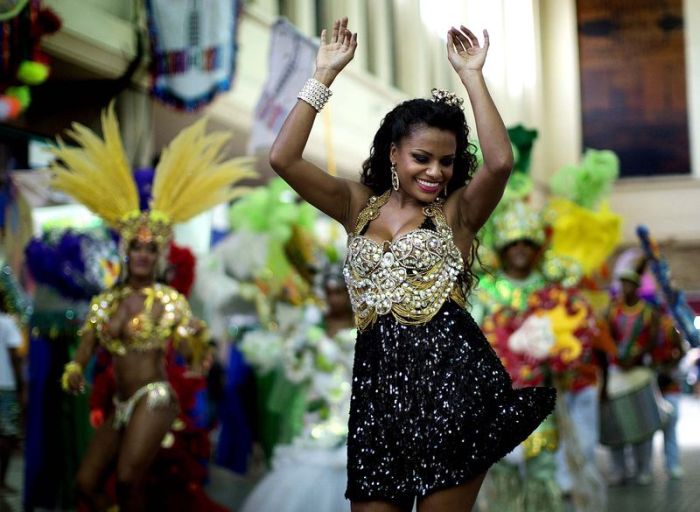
[82,283,197,357]
[472,271,547,325]
[80,283,196,428]
[474,270,564,512]
[113,381,175,429]
[343,191,556,503]
[48,104,252,511]
[606,298,657,367]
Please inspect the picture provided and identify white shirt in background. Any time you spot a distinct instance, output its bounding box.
[0,313,22,390]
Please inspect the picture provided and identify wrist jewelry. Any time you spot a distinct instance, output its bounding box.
[297,78,333,112]
[61,361,83,392]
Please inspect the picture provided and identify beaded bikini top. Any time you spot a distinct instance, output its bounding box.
[343,191,467,331]
[81,283,193,356]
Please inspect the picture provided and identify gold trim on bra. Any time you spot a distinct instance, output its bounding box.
[81,284,191,356]
[344,191,466,331]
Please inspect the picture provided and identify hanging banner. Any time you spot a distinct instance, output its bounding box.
[247,18,317,154]
[146,0,241,111]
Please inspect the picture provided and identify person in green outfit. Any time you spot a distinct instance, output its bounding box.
[472,201,547,324]
[472,201,563,512]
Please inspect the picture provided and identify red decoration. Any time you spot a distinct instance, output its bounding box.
[0,1,61,117]
[167,242,196,297]
[483,285,599,388]
[651,314,684,365]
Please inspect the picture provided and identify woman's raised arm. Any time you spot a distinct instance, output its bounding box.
[269,17,368,230]
[446,27,514,235]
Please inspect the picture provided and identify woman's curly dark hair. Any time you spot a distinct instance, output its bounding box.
[359,97,482,295]
[360,98,479,196]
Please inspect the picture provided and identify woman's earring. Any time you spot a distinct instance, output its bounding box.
[391,163,399,191]
[443,184,448,198]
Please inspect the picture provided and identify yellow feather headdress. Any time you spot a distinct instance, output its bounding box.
[50,103,257,249]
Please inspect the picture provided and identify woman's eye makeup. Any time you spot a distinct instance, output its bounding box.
[412,153,429,163]
[410,153,454,166]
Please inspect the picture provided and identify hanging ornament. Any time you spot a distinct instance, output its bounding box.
[145,0,242,111]
[1,0,61,119]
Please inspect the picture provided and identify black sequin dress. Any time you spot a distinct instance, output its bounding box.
[343,192,556,504]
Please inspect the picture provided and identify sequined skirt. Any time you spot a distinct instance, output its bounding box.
[345,300,556,503]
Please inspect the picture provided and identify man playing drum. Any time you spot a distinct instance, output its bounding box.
[604,269,661,486]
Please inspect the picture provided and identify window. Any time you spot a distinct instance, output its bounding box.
[577,0,690,176]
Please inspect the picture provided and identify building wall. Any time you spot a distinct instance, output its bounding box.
[539,0,700,244]
[39,0,700,252]
[235,0,700,245]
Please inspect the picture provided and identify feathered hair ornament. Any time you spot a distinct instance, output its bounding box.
[50,102,257,250]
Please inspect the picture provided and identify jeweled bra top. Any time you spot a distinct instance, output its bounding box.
[81,283,193,356]
[343,191,467,331]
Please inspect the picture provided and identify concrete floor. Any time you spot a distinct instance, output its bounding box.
[603,395,700,512]
[0,455,21,512]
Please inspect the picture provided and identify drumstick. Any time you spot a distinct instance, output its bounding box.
[637,225,699,348]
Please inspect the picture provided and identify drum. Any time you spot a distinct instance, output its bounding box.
[600,367,669,446]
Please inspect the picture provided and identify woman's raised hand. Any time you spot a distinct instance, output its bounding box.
[316,17,358,80]
[447,26,489,75]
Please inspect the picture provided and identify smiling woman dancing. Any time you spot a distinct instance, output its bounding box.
[54,106,254,511]
[268,17,556,512]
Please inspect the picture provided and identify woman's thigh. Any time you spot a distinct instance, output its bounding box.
[76,416,121,491]
[351,498,414,512]
[417,472,486,512]
[116,395,178,482]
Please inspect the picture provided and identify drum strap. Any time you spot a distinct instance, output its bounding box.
[613,304,652,361]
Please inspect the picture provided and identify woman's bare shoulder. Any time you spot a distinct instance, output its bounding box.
[344,180,375,232]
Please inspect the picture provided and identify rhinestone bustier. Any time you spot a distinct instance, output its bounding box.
[81,283,193,356]
[344,191,467,331]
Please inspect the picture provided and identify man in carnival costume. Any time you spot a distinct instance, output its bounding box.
[472,201,547,321]
[472,200,563,512]
[604,268,660,486]
[53,103,255,511]
[474,199,608,512]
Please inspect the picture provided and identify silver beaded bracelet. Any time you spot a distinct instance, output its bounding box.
[297,78,333,112]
